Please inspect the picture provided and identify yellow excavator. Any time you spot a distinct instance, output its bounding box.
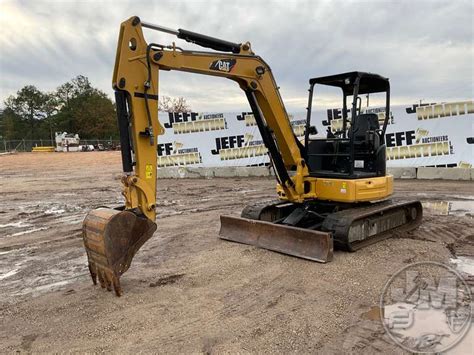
[82,16,422,296]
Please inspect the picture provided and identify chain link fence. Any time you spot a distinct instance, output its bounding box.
[1,139,121,153]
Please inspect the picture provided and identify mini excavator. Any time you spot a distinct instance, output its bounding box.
[82,17,422,296]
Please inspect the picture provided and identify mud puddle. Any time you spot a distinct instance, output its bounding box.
[382,302,472,354]
[451,256,474,276]
[0,247,88,302]
[422,199,474,217]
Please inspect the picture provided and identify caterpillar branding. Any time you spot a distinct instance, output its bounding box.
[209,59,236,73]
[157,141,201,167]
[405,100,474,120]
[163,112,227,134]
[385,129,453,160]
[211,134,267,160]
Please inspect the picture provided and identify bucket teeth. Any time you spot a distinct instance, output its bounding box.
[88,263,98,285]
[87,261,123,295]
[82,208,157,297]
[104,271,113,292]
[111,275,122,297]
[97,269,106,289]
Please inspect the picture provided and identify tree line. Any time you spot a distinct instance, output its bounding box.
[0,75,189,142]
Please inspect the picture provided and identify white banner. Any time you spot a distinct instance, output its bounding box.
[157,100,473,168]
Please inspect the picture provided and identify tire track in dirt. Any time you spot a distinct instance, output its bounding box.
[132,263,295,349]
[400,214,473,246]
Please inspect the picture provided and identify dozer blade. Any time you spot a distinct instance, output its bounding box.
[219,215,333,262]
[82,208,157,296]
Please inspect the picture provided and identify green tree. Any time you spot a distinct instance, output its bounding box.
[54,75,95,133]
[4,86,48,139]
[41,94,60,144]
[2,75,121,141]
[68,89,117,139]
[56,75,93,106]
[0,107,27,140]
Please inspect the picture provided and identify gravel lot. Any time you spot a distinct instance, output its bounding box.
[0,152,472,353]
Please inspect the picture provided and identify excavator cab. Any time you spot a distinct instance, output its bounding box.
[227,71,421,254]
[304,72,389,179]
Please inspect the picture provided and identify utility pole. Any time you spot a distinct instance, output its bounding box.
[50,121,54,146]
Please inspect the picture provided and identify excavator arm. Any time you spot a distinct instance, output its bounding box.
[112,16,309,206]
[82,16,318,296]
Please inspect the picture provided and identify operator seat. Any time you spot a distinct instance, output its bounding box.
[352,113,380,144]
[351,113,386,176]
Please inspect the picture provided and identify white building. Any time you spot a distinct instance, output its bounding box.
[55,132,80,152]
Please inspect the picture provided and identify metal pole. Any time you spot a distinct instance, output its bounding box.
[304,84,314,151]
[141,21,179,35]
[50,122,53,146]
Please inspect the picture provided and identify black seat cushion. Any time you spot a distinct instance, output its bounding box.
[351,113,380,142]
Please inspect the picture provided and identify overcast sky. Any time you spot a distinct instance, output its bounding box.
[0,0,472,111]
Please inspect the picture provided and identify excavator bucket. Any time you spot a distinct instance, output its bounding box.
[82,208,157,296]
[219,216,333,262]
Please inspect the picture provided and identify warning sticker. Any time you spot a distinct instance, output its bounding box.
[340,182,347,194]
[145,164,153,179]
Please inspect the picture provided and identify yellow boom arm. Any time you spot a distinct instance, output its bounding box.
[113,16,309,222]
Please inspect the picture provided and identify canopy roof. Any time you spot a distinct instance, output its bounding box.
[309,71,389,95]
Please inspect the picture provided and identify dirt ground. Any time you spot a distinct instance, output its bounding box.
[0,152,473,353]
